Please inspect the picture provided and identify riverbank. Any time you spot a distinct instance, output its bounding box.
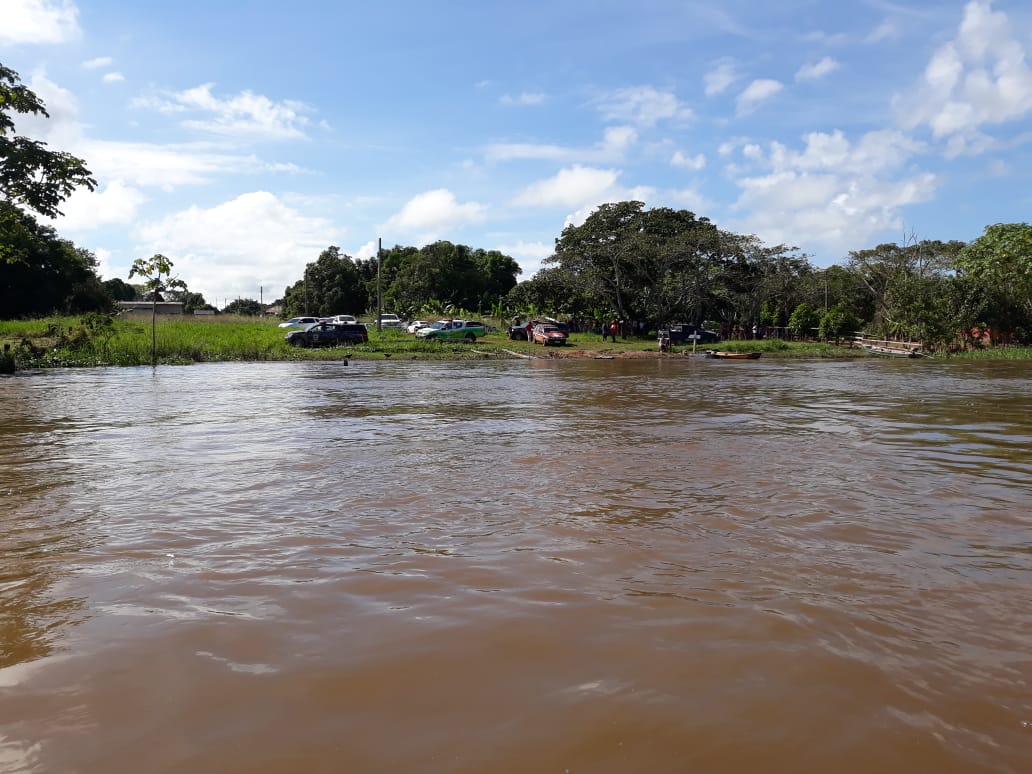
[2,316,1030,368]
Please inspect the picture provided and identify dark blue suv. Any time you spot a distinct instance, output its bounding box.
[659,324,721,345]
[285,322,368,347]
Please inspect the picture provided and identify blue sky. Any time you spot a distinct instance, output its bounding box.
[3,0,1031,306]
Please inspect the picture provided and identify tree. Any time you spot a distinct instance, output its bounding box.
[103,277,137,301]
[550,202,728,326]
[1,63,95,219]
[283,246,369,318]
[957,223,1032,337]
[818,304,860,343]
[223,298,262,316]
[787,303,819,340]
[174,291,211,314]
[129,254,185,365]
[0,202,108,316]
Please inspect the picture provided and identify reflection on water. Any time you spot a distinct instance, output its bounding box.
[1,359,1030,773]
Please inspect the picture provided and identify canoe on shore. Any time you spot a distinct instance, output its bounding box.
[704,350,761,360]
[862,344,923,358]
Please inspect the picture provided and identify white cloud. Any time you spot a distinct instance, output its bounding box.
[82,140,294,187]
[668,187,712,214]
[596,86,693,126]
[82,56,113,70]
[511,165,621,208]
[134,191,340,301]
[495,240,553,278]
[350,240,378,261]
[499,92,545,106]
[736,79,783,114]
[725,130,937,255]
[801,30,848,46]
[866,20,899,44]
[23,72,306,192]
[134,84,312,140]
[485,126,637,163]
[49,180,147,230]
[671,150,706,170]
[765,129,926,175]
[795,57,840,82]
[93,248,115,281]
[899,0,1032,153]
[0,0,79,44]
[102,72,125,84]
[382,189,487,240]
[704,62,738,97]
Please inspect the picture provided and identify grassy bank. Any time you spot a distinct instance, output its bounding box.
[1,316,1029,369]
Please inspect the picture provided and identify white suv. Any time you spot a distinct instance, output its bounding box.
[375,313,404,329]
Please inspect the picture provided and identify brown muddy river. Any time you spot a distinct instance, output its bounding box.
[1,358,1030,773]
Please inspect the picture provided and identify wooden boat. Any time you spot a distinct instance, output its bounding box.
[862,344,923,358]
[704,350,761,360]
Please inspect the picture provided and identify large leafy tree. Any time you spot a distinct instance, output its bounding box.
[1,64,95,220]
[2,63,103,318]
[222,298,262,316]
[0,203,108,316]
[957,223,1032,336]
[283,246,369,318]
[847,239,965,340]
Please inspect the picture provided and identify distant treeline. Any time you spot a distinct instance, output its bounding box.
[3,198,1030,348]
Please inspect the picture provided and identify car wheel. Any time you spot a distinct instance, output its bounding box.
[465,333,475,342]
[292,338,307,348]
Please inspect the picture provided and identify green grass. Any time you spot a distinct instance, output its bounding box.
[2,315,1030,369]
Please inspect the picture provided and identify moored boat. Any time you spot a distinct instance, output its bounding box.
[862,344,923,358]
[704,350,761,360]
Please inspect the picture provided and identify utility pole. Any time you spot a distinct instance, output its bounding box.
[377,237,382,332]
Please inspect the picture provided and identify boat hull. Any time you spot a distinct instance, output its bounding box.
[704,350,761,359]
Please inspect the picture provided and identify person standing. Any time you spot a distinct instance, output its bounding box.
[608,320,619,343]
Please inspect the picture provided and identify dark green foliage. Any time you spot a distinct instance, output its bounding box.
[1,63,96,218]
[0,202,109,316]
[282,242,521,320]
[103,277,137,301]
[787,303,819,339]
[283,246,370,318]
[818,304,861,342]
[222,298,263,316]
[957,223,1032,325]
[540,201,813,330]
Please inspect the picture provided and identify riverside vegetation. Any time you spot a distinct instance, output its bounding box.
[2,315,1030,370]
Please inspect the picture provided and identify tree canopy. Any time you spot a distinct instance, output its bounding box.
[1,63,95,220]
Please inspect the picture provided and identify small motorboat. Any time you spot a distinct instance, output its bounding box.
[704,350,761,360]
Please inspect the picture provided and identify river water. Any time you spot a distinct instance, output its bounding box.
[1,358,1030,773]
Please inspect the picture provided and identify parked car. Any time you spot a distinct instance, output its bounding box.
[278,316,320,329]
[508,321,535,341]
[532,324,568,346]
[416,319,487,341]
[660,323,721,345]
[374,313,405,329]
[327,314,357,324]
[406,320,431,333]
[284,322,368,347]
